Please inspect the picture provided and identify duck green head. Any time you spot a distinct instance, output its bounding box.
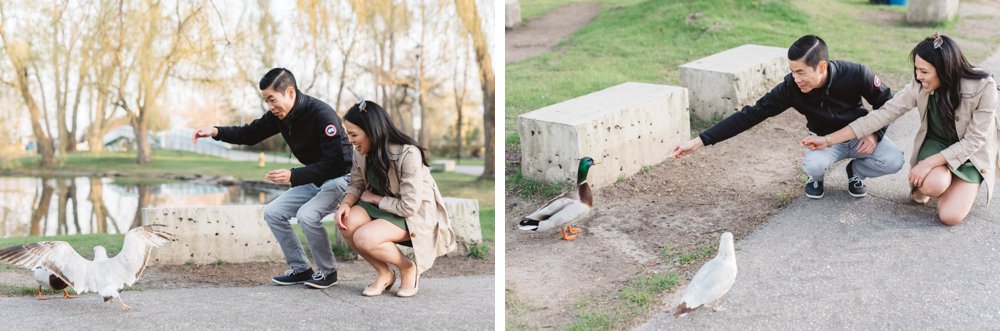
[577,157,595,184]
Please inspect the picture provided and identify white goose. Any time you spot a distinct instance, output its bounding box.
[0,225,175,311]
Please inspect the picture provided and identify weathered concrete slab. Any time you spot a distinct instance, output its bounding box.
[680,44,788,120]
[431,159,456,172]
[506,0,522,28]
[518,82,689,188]
[908,0,960,24]
[443,197,481,256]
[143,205,283,265]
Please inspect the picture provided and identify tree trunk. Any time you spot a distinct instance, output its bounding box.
[88,89,109,152]
[134,112,152,164]
[480,85,495,180]
[453,0,495,179]
[455,102,464,161]
[18,69,56,166]
[56,179,68,235]
[29,179,54,236]
[69,179,81,234]
[88,177,106,232]
[131,184,152,229]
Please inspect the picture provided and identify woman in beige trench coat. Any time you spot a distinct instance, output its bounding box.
[804,33,998,226]
[334,100,457,297]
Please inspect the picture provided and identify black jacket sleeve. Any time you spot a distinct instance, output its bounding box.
[699,79,793,145]
[213,112,281,146]
[860,67,892,142]
[290,116,351,187]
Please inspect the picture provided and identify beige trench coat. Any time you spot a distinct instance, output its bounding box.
[345,143,457,274]
[849,75,999,203]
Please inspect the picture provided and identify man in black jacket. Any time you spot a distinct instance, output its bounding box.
[193,68,352,289]
[672,35,905,199]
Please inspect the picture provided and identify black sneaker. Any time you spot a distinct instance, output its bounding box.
[272,268,314,285]
[304,270,338,289]
[847,161,867,198]
[805,178,824,199]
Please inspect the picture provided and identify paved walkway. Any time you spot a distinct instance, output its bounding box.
[639,47,1000,330]
[0,276,493,330]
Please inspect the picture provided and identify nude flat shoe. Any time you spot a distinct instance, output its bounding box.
[911,190,930,205]
[396,274,419,298]
[362,272,395,297]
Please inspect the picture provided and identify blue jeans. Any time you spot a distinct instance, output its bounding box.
[802,136,905,181]
[262,175,349,274]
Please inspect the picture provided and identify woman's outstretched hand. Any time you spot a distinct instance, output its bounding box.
[800,136,828,151]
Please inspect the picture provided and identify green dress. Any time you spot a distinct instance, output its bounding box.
[917,93,984,184]
[358,167,409,231]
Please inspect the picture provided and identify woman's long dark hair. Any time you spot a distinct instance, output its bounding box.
[911,33,991,139]
[344,100,429,196]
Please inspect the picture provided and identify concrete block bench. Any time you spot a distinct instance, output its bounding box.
[506,0,522,28]
[517,82,689,188]
[145,197,483,265]
[907,0,959,25]
[430,159,456,172]
[143,205,283,265]
[679,44,788,120]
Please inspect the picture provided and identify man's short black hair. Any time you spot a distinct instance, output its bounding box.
[259,68,297,94]
[788,35,828,69]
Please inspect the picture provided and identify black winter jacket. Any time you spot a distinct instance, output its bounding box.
[700,60,893,145]
[214,91,353,187]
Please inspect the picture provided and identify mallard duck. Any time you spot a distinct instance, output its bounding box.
[518,157,595,240]
[0,225,175,311]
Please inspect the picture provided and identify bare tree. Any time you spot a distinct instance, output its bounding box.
[0,5,57,166]
[350,0,412,129]
[111,0,219,164]
[295,0,360,113]
[453,0,494,179]
[45,2,91,153]
[452,38,472,161]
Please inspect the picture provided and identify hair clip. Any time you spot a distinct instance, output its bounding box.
[358,99,367,112]
[931,32,943,49]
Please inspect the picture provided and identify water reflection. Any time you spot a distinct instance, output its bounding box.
[0,176,282,238]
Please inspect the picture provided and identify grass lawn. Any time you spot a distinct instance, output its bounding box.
[1,150,292,182]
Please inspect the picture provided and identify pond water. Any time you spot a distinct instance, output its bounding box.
[0,176,284,238]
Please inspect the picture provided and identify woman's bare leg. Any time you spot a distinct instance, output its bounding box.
[935,175,980,226]
[342,206,392,283]
[353,220,416,289]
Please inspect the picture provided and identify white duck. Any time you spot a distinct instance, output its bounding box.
[0,225,175,311]
[674,232,738,318]
[518,157,595,240]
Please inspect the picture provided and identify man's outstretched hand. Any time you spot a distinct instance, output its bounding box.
[671,137,704,159]
[192,127,219,144]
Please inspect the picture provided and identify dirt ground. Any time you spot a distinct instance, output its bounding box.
[0,248,493,294]
[506,111,807,328]
[505,2,601,63]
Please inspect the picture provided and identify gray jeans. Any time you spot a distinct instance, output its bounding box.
[802,136,905,181]
[262,175,348,274]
